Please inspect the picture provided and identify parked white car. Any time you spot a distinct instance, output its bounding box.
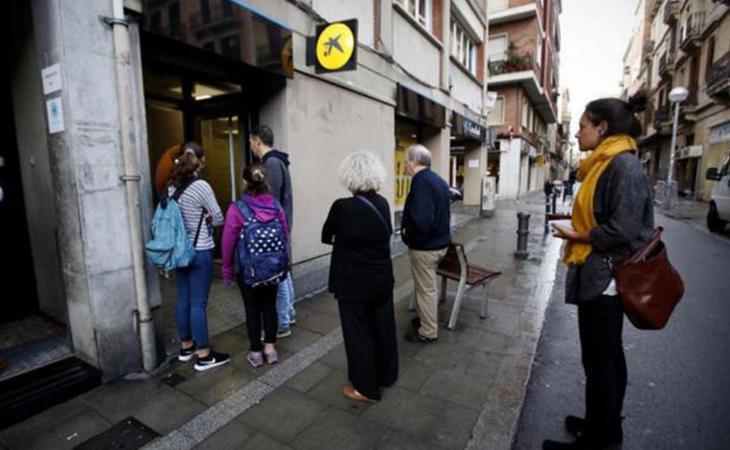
[706,155,730,233]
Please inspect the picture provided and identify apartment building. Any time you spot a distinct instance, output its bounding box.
[486,0,562,199]
[629,0,730,200]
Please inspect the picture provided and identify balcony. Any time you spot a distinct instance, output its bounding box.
[658,51,675,79]
[663,0,679,25]
[679,90,700,122]
[675,144,704,160]
[679,11,705,53]
[653,107,671,134]
[706,51,730,100]
[488,52,537,77]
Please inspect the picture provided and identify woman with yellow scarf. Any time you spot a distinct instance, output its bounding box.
[544,93,654,450]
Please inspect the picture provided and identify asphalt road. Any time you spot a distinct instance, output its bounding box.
[513,213,730,450]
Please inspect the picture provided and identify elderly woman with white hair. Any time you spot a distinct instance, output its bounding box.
[321,151,398,403]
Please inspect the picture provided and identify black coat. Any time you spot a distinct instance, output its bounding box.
[321,192,394,302]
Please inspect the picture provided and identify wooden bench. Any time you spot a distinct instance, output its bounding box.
[409,242,502,330]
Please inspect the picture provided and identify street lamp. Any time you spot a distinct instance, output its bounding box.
[664,86,689,210]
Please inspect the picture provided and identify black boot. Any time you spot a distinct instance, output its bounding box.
[565,415,587,434]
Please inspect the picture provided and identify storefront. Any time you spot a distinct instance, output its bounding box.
[450,112,487,205]
[394,84,446,228]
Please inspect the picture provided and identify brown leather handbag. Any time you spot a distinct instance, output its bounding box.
[611,227,684,330]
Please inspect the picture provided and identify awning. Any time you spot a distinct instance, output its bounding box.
[396,84,446,128]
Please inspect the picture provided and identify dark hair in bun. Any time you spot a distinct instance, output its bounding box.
[242,164,270,196]
[584,89,648,139]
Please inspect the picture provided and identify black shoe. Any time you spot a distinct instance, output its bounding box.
[565,415,586,434]
[409,317,421,331]
[404,328,437,343]
[178,345,196,363]
[194,350,230,372]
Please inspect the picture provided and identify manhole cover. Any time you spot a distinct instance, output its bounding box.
[74,417,159,449]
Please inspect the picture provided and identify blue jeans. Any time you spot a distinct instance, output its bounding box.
[175,249,214,349]
[276,273,295,332]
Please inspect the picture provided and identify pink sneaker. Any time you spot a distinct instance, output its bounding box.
[246,351,264,368]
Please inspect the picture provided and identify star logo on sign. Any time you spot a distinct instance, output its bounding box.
[323,34,344,57]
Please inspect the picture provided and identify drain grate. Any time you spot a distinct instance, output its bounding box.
[160,372,187,387]
[74,417,159,450]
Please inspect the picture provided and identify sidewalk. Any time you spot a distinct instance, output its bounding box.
[0,192,562,450]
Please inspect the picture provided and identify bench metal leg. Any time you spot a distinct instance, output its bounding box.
[439,277,447,305]
[480,283,490,320]
[446,277,467,330]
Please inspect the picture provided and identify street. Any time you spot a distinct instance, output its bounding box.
[513,212,730,449]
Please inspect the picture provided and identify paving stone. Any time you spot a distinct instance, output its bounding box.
[413,342,472,372]
[192,417,256,450]
[175,363,253,406]
[305,368,372,416]
[0,407,111,450]
[376,430,440,450]
[299,294,340,316]
[237,432,293,450]
[394,357,433,393]
[275,328,325,354]
[465,351,504,379]
[428,402,480,449]
[238,387,326,443]
[362,386,444,435]
[293,305,342,335]
[208,329,250,355]
[285,361,335,393]
[292,408,387,450]
[420,369,492,411]
[320,344,348,369]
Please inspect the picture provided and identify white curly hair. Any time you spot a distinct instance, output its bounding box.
[338,151,386,194]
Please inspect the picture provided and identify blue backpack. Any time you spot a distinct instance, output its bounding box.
[235,199,288,287]
[145,181,205,274]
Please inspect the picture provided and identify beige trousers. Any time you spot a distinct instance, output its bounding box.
[408,248,447,339]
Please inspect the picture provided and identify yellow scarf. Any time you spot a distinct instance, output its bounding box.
[563,134,637,265]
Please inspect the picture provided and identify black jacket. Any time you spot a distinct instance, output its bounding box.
[261,150,293,229]
[565,152,655,303]
[401,168,451,251]
[321,192,394,302]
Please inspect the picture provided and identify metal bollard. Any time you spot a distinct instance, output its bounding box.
[544,195,551,234]
[515,212,530,259]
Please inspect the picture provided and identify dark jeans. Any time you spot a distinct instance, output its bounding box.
[239,282,278,352]
[338,294,399,400]
[175,249,214,349]
[578,296,627,444]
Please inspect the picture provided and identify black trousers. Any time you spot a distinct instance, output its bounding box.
[337,294,399,400]
[239,282,278,352]
[578,296,627,444]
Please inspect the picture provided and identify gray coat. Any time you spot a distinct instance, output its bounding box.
[565,152,655,304]
[262,150,293,229]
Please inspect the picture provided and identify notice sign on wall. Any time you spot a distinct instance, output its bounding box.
[41,64,62,95]
[46,97,65,134]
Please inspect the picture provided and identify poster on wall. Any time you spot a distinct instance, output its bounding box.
[394,132,415,229]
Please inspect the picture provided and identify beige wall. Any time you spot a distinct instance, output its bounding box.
[261,74,396,264]
[393,12,442,88]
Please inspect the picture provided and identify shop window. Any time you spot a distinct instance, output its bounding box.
[395,0,431,30]
[451,19,478,75]
[488,96,504,125]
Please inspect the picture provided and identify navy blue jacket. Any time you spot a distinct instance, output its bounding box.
[401,168,451,251]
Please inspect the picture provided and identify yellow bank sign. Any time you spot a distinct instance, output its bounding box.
[311,19,358,74]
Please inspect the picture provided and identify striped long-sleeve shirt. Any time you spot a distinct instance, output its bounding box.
[169,180,224,250]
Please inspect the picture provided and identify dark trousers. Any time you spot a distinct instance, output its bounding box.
[239,282,278,352]
[578,296,627,444]
[337,294,399,400]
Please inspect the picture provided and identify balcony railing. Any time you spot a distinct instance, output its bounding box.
[488,52,537,76]
[653,107,671,131]
[706,51,730,99]
[658,51,675,78]
[664,0,679,25]
[680,11,706,52]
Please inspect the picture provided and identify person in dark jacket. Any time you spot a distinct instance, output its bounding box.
[547,92,654,450]
[401,144,451,343]
[322,152,398,403]
[250,125,296,338]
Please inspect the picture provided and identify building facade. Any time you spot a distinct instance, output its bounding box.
[486,0,562,199]
[624,0,730,200]
[3,0,495,418]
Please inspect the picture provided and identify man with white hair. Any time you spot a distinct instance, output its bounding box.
[402,144,451,343]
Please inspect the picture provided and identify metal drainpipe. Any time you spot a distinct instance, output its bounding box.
[107,0,158,372]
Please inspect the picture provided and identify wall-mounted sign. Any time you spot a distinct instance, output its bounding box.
[46,97,65,134]
[310,19,358,74]
[41,64,62,95]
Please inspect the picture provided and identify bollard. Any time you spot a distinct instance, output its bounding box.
[551,190,558,214]
[515,212,530,259]
[544,195,551,234]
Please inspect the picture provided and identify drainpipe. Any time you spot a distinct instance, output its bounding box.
[106,0,158,372]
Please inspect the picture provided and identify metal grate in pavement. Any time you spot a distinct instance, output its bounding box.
[74,417,159,450]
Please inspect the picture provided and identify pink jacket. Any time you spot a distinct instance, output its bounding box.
[221,193,290,284]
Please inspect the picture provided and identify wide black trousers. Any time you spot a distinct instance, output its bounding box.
[239,282,278,352]
[337,294,399,400]
[578,296,627,444]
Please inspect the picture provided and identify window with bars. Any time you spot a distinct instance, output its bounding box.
[395,0,431,30]
[451,19,478,76]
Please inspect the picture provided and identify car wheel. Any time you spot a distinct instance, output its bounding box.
[707,202,727,233]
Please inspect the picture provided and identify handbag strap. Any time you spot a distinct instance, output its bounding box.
[624,227,663,265]
[192,210,206,248]
[355,195,391,235]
